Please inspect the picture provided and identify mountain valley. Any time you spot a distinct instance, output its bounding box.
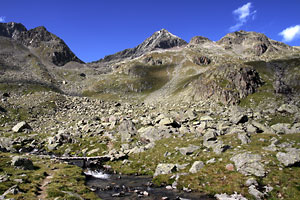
[0,22,300,200]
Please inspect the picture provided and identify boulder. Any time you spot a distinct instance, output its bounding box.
[276,148,300,167]
[251,121,274,134]
[12,121,32,133]
[200,116,213,121]
[11,156,34,170]
[271,123,292,134]
[0,137,14,152]
[213,140,230,154]
[203,129,217,146]
[238,133,251,144]
[189,161,204,173]
[278,104,298,114]
[179,145,200,155]
[248,185,264,200]
[154,164,177,177]
[118,119,136,142]
[245,178,258,187]
[230,107,248,124]
[230,153,265,177]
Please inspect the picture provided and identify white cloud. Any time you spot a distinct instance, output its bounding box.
[229,2,257,32]
[279,25,300,42]
[0,16,5,22]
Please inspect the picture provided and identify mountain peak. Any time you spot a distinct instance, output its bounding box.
[96,29,187,64]
[0,22,27,38]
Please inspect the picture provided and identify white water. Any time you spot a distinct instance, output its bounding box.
[84,170,110,179]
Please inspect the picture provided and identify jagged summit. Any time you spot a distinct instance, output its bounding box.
[0,22,27,38]
[0,22,83,66]
[137,28,187,50]
[95,28,187,64]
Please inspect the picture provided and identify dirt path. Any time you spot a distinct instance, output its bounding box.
[37,169,58,200]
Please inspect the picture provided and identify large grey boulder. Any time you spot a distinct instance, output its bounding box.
[278,104,298,114]
[251,121,274,134]
[276,148,300,167]
[230,107,248,124]
[118,119,136,142]
[189,161,204,173]
[271,123,291,134]
[179,145,200,155]
[138,126,160,142]
[203,129,217,147]
[12,121,32,133]
[0,137,14,152]
[238,133,251,145]
[11,156,34,170]
[213,140,230,154]
[154,163,177,177]
[231,152,265,177]
[248,185,264,200]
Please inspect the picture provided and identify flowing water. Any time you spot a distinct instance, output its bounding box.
[85,169,214,200]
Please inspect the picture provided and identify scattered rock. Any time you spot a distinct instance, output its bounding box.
[225,164,235,171]
[11,156,34,170]
[248,185,264,200]
[215,192,247,200]
[245,178,258,187]
[179,144,200,155]
[12,121,32,133]
[0,185,19,199]
[276,148,300,167]
[278,104,298,114]
[230,152,265,177]
[206,158,216,164]
[118,119,136,142]
[251,121,274,134]
[189,161,204,173]
[230,107,248,124]
[154,164,177,177]
[238,133,251,145]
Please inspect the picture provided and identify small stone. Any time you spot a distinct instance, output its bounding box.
[166,185,173,190]
[206,158,216,164]
[245,178,258,187]
[225,164,235,171]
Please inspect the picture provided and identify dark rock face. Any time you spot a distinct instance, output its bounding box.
[193,56,211,65]
[15,26,83,66]
[0,22,27,38]
[190,65,262,104]
[96,29,187,64]
[0,23,83,66]
[229,67,262,98]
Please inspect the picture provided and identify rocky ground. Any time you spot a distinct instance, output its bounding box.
[1,22,300,200]
[0,89,299,200]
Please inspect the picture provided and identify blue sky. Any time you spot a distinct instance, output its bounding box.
[0,0,299,62]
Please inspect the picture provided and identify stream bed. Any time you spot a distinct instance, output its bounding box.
[85,169,214,200]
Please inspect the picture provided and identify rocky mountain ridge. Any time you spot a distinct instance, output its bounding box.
[0,22,83,66]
